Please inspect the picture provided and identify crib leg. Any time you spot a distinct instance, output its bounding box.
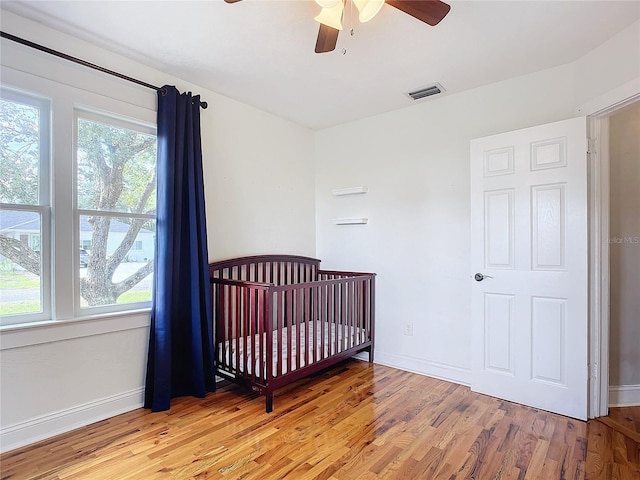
[265,393,273,413]
[369,346,375,363]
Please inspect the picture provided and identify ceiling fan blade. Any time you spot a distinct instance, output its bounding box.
[315,24,340,53]
[386,0,451,26]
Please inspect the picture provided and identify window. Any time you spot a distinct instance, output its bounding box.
[75,111,156,310]
[30,234,41,252]
[0,77,156,326]
[0,89,51,323]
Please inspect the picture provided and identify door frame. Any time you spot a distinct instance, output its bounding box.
[579,80,640,418]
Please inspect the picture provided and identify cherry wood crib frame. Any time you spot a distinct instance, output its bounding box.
[210,254,375,412]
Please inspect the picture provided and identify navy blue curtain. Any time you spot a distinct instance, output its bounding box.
[144,85,215,412]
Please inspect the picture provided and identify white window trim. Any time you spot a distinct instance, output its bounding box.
[73,109,156,316]
[0,87,52,325]
[0,61,156,331]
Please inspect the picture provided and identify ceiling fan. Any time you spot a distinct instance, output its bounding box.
[223,0,451,54]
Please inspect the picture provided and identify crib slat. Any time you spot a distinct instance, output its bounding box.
[352,280,356,347]
[347,281,352,350]
[219,284,226,371]
[331,282,338,356]
[311,285,317,364]
[358,280,362,344]
[252,288,258,382]
[243,286,250,380]
[222,285,229,371]
[296,287,302,371]
[342,281,347,353]
[286,289,293,375]
[236,286,242,377]
[318,283,323,360]
[256,287,263,382]
[361,279,367,342]
[276,291,283,378]
[264,288,271,381]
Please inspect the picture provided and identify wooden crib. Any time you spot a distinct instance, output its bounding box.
[210,254,375,412]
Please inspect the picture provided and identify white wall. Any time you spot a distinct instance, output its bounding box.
[206,99,316,260]
[573,21,640,108]
[0,10,315,452]
[315,20,640,385]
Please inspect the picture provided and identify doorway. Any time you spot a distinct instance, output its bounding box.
[607,102,640,406]
[589,95,640,418]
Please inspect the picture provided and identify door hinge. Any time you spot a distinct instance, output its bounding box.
[587,138,597,154]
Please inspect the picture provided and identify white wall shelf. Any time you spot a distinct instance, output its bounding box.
[332,186,368,196]
[333,218,369,225]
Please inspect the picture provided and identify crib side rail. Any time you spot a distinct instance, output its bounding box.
[211,278,273,386]
[210,255,321,286]
[318,269,377,279]
[270,273,376,377]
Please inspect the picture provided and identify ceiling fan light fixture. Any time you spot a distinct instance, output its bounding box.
[353,0,385,23]
[314,0,341,8]
[314,0,345,30]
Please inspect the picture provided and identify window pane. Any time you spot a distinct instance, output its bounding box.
[0,209,42,316]
[77,118,156,213]
[0,98,41,205]
[79,215,154,308]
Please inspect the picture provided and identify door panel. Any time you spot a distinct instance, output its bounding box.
[484,189,515,268]
[471,117,588,420]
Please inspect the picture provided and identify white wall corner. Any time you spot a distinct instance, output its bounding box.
[609,384,640,407]
[0,388,144,454]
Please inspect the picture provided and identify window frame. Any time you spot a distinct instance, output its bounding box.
[73,107,157,316]
[0,60,157,330]
[0,87,52,326]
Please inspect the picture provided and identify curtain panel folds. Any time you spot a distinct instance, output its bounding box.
[144,85,215,412]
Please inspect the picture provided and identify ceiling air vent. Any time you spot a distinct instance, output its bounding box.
[406,83,445,101]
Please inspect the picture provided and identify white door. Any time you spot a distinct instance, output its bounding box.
[470,117,588,420]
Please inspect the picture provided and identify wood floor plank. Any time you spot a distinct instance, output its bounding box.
[1,359,637,480]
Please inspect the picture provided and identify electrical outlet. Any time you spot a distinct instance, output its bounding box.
[403,322,413,336]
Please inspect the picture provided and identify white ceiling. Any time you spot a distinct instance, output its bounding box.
[2,1,639,130]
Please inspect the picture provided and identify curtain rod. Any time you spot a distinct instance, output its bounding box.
[0,31,208,109]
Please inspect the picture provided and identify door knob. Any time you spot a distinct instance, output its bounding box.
[474,273,493,282]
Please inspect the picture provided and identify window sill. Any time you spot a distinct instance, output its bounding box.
[0,309,151,350]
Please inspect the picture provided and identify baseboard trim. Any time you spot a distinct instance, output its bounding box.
[0,387,144,454]
[609,384,640,407]
[373,351,470,386]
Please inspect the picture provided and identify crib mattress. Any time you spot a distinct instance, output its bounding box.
[218,320,366,378]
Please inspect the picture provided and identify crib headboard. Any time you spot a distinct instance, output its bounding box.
[209,254,321,286]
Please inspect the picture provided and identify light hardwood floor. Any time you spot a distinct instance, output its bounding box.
[1,359,638,479]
